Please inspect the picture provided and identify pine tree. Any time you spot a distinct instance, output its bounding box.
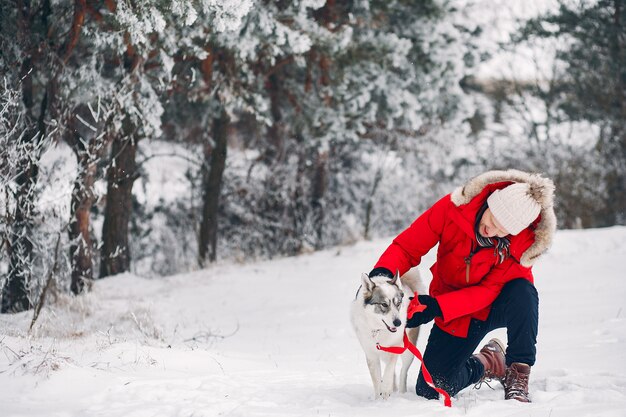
[0,0,77,311]
[515,0,626,226]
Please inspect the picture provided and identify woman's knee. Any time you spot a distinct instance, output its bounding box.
[501,278,538,305]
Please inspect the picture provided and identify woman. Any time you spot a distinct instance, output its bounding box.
[369,169,556,402]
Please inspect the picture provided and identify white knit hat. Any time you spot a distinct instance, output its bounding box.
[487,183,541,236]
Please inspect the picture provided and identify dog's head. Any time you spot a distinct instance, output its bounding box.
[360,272,407,333]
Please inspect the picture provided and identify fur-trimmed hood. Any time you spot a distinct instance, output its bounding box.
[450,169,557,267]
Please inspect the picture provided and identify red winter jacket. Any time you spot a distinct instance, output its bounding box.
[374,172,556,338]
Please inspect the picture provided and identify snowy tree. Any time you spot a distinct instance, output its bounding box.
[466,0,625,228]
[273,0,476,246]
[0,0,72,312]
[217,0,479,258]
[156,0,333,265]
[0,0,256,309]
[90,0,254,275]
[513,0,625,226]
[2,0,482,288]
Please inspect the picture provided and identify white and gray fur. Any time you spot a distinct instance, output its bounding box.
[450,169,557,267]
[350,269,423,399]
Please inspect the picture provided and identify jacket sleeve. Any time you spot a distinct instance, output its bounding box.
[435,258,533,322]
[373,194,450,277]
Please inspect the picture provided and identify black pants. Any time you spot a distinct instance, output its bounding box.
[415,278,539,399]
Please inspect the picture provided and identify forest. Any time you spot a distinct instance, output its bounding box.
[1,0,624,314]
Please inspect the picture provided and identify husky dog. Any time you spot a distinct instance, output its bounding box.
[350,269,422,399]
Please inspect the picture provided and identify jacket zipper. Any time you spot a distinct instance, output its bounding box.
[464,243,482,283]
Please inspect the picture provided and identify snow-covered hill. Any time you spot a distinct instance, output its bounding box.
[1,226,625,417]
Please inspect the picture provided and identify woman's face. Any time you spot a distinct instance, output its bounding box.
[479,208,509,238]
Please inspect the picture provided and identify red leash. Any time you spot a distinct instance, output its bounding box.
[376,293,452,407]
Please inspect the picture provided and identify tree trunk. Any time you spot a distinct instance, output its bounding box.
[1,149,38,313]
[2,0,84,310]
[198,110,230,266]
[68,137,98,294]
[602,0,626,225]
[100,130,137,278]
[1,2,49,312]
[311,151,328,249]
[264,72,285,164]
[2,91,48,312]
[363,167,383,240]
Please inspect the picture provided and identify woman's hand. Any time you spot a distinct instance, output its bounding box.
[406,295,442,327]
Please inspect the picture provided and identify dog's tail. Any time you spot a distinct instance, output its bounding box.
[401,268,425,294]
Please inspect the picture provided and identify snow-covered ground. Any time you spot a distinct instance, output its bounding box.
[1,226,625,417]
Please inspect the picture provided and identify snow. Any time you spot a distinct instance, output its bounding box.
[1,226,625,416]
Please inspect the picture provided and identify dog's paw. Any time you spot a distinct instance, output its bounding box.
[380,391,392,400]
[377,388,393,400]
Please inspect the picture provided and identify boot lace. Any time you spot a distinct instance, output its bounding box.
[473,378,496,390]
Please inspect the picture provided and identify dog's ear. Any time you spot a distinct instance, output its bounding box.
[361,273,376,292]
[389,269,400,287]
[389,270,400,286]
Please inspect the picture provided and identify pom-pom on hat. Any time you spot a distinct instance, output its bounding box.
[487,183,541,236]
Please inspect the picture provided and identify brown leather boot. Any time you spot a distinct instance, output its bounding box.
[473,338,506,381]
[504,363,531,402]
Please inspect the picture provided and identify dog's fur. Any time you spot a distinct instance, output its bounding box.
[350,269,423,399]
